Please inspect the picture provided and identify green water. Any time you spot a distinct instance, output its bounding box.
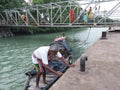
[0,27,107,90]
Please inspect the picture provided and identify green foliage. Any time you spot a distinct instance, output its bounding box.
[44,0,60,3]
[33,0,44,4]
[0,0,23,10]
[33,0,66,4]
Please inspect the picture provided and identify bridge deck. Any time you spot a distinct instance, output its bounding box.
[0,23,119,28]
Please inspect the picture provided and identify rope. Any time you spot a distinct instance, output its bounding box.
[81,27,91,45]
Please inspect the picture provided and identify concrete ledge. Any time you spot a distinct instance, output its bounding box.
[50,32,120,90]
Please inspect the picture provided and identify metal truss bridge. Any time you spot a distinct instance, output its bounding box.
[0,0,120,28]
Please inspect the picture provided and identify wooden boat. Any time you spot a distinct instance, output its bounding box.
[24,38,73,90]
[24,59,68,90]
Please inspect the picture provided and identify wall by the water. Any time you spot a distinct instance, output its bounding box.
[0,28,13,37]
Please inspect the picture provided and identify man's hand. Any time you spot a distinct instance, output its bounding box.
[45,65,63,77]
[60,57,75,68]
[56,71,63,77]
[68,63,75,67]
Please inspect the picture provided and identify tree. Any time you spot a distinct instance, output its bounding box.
[33,0,65,5]
[33,0,44,5]
[43,0,64,4]
[0,0,23,10]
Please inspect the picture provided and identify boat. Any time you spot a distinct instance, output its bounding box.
[24,37,73,90]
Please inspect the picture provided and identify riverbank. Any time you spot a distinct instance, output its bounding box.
[0,27,73,37]
[50,31,120,90]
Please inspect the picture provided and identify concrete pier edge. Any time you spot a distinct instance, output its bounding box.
[50,31,120,90]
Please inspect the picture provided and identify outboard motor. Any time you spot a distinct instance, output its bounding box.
[50,38,73,64]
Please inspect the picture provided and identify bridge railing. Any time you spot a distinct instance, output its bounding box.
[0,0,120,27]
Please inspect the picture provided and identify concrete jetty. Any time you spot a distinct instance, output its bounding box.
[50,31,120,90]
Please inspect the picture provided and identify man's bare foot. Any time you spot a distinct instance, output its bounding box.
[46,75,55,78]
[35,86,41,90]
[43,81,50,85]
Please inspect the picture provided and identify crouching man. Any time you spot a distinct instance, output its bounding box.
[32,44,75,90]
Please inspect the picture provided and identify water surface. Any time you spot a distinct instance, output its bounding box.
[0,27,107,90]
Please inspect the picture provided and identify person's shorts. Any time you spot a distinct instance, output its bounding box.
[34,64,44,73]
